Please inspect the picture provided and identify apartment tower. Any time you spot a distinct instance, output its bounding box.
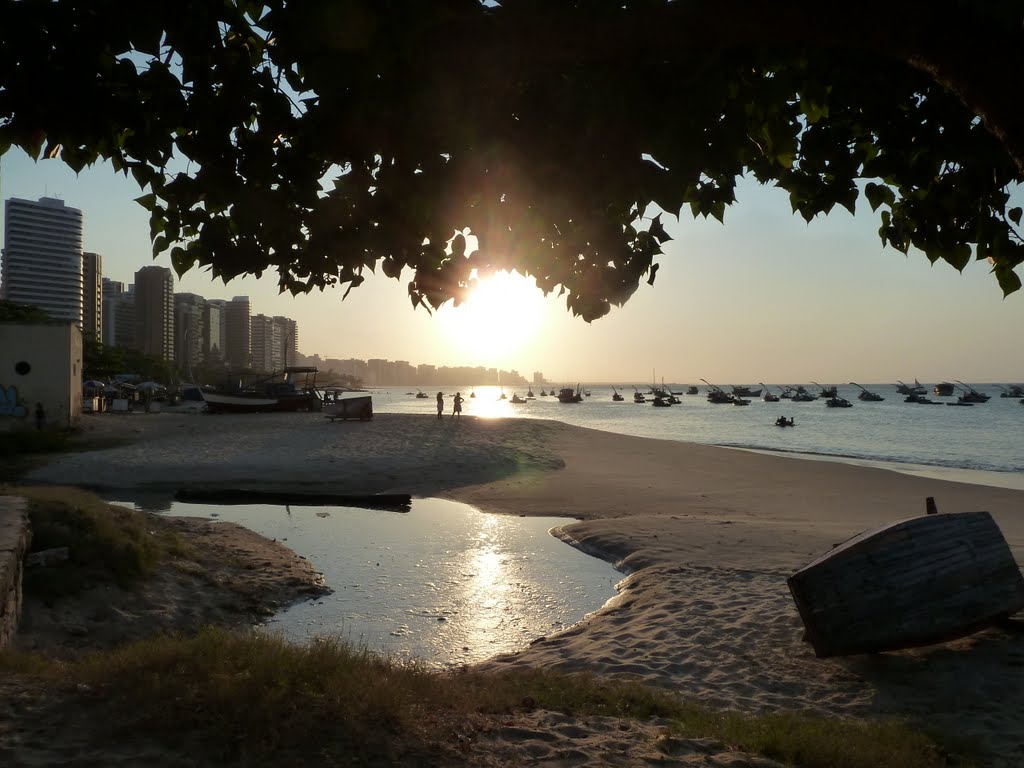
[1,196,84,325]
[224,296,251,370]
[82,251,103,342]
[134,266,175,361]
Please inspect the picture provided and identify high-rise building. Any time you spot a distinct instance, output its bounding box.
[274,316,298,367]
[203,299,226,365]
[1,196,84,325]
[82,251,103,342]
[250,313,278,373]
[134,266,175,361]
[251,314,299,373]
[174,293,206,375]
[102,279,135,349]
[225,296,251,370]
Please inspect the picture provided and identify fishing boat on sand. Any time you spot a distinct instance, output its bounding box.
[201,367,321,413]
[788,510,1024,657]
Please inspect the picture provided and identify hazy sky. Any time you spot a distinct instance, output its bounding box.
[2,149,1021,385]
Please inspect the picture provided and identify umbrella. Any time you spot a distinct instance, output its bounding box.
[136,381,165,391]
[83,379,106,389]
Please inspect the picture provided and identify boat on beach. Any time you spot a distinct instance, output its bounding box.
[201,367,321,414]
[787,510,1024,657]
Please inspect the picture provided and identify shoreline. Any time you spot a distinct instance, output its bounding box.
[19,410,1024,765]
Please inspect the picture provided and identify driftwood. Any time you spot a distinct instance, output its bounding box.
[173,489,411,511]
[788,510,1024,657]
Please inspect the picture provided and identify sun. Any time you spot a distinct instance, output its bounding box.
[437,271,546,365]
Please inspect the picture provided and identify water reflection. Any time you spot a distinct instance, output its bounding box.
[119,496,619,668]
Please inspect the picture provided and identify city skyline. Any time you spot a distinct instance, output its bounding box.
[2,150,1023,384]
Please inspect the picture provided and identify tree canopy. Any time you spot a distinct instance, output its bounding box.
[1,1,1021,321]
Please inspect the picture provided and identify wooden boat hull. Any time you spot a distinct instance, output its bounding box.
[202,391,320,413]
[787,511,1024,657]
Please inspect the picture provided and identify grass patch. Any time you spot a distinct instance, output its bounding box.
[8,628,967,768]
[10,486,190,601]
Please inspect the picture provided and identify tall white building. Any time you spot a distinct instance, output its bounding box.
[1,197,84,326]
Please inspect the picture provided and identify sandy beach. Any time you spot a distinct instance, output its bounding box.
[16,410,1024,766]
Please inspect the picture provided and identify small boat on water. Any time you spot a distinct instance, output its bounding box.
[557,385,583,403]
[825,396,853,408]
[905,394,941,405]
[731,385,762,398]
[732,397,750,406]
[998,384,1024,398]
[702,379,735,404]
[787,510,1024,657]
[774,416,795,427]
[611,386,625,401]
[955,381,990,403]
[933,382,955,396]
[686,385,699,395]
[760,383,780,402]
[526,387,535,399]
[415,389,428,399]
[632,386,646,403]
[896,379,927,396]
[651,394,672,407]
[790,386,816,402]
[851,382,884,402]
[510,393,527,404]
[201,367,321,414]
[812,381,837,399]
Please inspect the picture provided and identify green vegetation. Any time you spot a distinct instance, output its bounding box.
[14,486,189,600]
[1,3,1020,321]
[0,629,973,767]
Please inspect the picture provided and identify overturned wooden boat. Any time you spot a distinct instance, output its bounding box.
[787,511,1024,657]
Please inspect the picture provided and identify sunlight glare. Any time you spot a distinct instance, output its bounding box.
[437,271,546,365]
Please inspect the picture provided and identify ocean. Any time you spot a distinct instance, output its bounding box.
[370,383,1024,490]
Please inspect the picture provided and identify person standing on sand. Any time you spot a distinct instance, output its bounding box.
[452,392,464,418]
[436,391,444,420]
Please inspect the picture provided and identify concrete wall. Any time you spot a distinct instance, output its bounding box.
[0,496,30,650]
[0,322,83,431]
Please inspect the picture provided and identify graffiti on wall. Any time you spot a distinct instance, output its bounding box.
[0,385,29,418]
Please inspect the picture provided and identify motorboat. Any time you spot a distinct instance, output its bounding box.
[632,386,646,403]
[731,385,762,398]
[851,382,884,402]
[774,416,796,427]
[788,511,1024,657]
[933,382,955,396]
[905,394,941,405]
[510,393,527,404]
[415,389,428,399]
[732,397,750,406]
[955,381,990,403]
[651,394,672,407]
[526,387,536,399]
[812,382,837,398]
[998,384,1024,398]
[790,386,816,402]
[760,383,780,402]
[896,379,927,396]
[557,385,583,403]
[825,396,853,408]
[701,379,735,404]
[686,385,699,395]
[611,386,625,401]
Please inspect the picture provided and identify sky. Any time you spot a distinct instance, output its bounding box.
[2,148,1022,386]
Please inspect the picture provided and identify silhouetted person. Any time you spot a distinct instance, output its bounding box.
[452,392,464,418]
[436,391,444,420]
[35,402,46,430]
